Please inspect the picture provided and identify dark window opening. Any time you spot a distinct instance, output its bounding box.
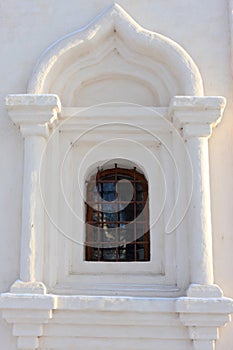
[85,165,150,262]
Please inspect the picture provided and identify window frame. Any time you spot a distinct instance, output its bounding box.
[85,166,150,262]
[44,109,182,295]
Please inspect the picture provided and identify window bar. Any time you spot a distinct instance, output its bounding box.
[143,182,149,261]
[86,167,149,262]
[97,168,101,261]
[115,163,119,262]
[101,180,104,261]
[133,167,137,261]
[85,180,92,261]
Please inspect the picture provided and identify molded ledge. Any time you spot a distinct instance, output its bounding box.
[0,293,233,349]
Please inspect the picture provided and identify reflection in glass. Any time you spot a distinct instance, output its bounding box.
[85,167,150,262]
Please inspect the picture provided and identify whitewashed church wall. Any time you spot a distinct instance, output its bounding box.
[1,1,233,349]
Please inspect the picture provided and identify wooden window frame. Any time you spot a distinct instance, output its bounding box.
[85,166,150,262]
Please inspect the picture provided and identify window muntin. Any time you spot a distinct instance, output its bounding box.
[85,166,150,262]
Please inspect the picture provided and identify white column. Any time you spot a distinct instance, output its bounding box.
[183,124,213,285]
[170,96,226,296]
[6,94,61,294]
[20,127,48,283]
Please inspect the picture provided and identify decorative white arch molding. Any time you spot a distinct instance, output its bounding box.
[27,3,203,106]
[1,4,233,350]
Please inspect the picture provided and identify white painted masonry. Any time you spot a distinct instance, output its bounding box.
[1,1,233,349]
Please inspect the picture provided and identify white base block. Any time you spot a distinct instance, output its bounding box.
[10,280,47,294]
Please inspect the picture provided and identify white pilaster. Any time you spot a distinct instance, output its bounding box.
[6,94,61,294]
[170,96,226,295]
[184,126,213,286]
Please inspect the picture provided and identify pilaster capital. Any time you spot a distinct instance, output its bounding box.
[169,96,226,139]
[6,94,61,138]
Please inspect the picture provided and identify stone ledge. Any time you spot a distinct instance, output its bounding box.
[0,293,232,350]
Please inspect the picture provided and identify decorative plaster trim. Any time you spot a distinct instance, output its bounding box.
[27,3,203,98]
[6,94,61,133]
[170,96,226,133]
[0,294,232,350]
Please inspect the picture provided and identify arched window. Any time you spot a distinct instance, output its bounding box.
[85,165,150,262]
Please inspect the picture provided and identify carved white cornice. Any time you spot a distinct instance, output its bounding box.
[6,94,61,137]
[169,96,226,139]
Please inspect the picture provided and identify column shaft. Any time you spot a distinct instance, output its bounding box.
[186,136,213,285]
[20,135,46,282]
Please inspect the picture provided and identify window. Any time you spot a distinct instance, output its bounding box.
[85,165,150,262]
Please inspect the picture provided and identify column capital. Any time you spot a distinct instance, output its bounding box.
[6,94,61,137]
[169,96,226,139]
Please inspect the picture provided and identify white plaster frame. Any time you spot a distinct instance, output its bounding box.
[45,106,180,296]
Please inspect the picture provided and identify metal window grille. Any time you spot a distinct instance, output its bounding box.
[85,165,150,262]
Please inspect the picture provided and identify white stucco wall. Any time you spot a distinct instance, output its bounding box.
[1,1,233,349]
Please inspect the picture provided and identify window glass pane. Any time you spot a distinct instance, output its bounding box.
[86,167,150,262]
